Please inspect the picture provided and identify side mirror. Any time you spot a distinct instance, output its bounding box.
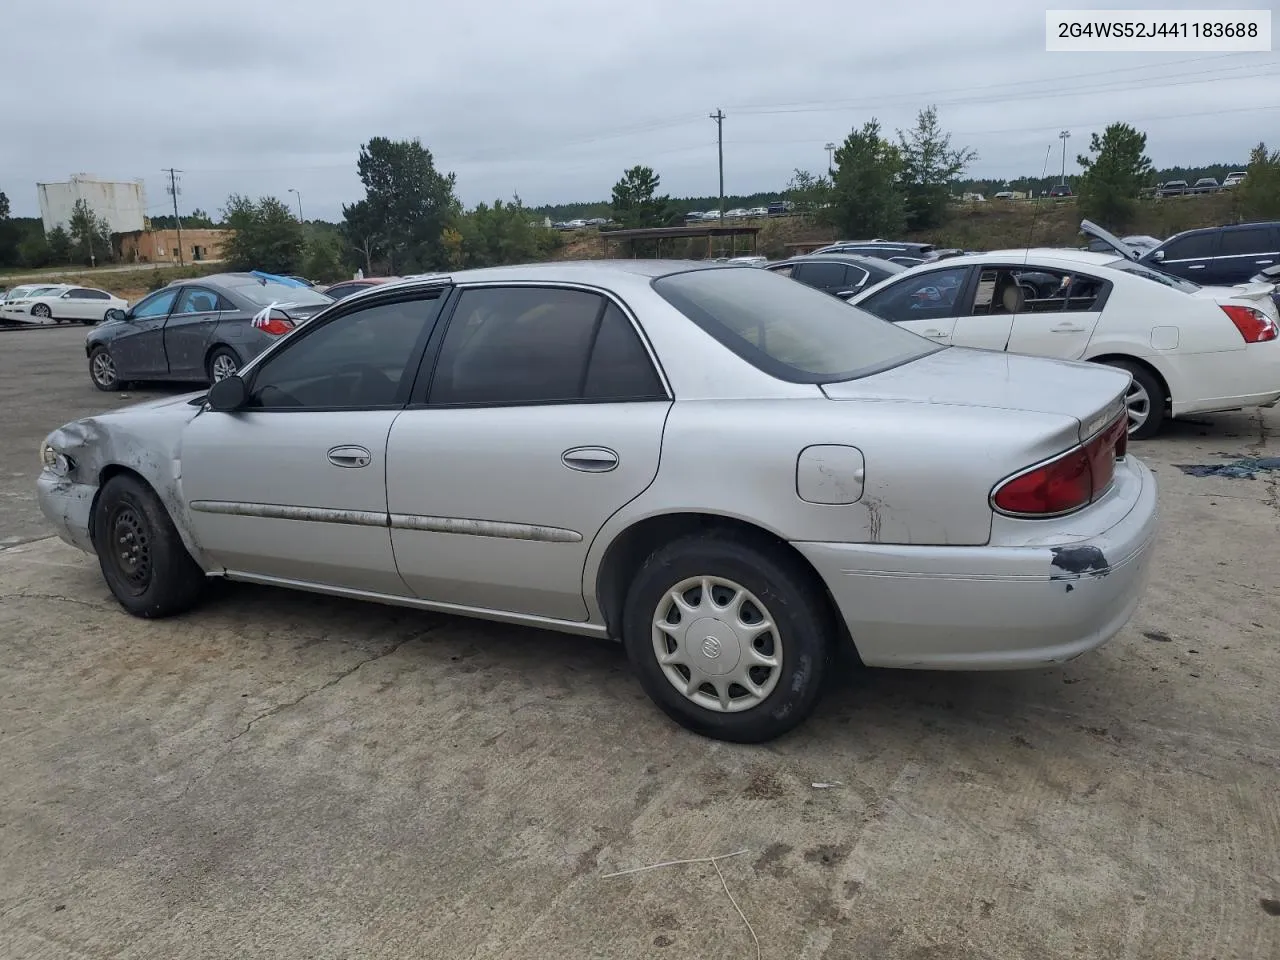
[1151,249,1165,261]
[206,375,248,412]
[104,308,126,322]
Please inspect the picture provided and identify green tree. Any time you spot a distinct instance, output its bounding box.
[1237,142,1280,220]
[610,165,679,228]
[898,106,976,229]
[18,231,50,268]
[446,196,562,269]
[353,137,459,272]
[68,198,102,265]
[304,235,347,283]
[1075,122,1154,230]
[47,225,73,264]
[784,169,832,215]
[220,194,307,273]
[341,199,383,274]
[0,191,9,219]
[829,120,906,238]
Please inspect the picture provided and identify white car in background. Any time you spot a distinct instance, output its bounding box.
[849,248,1280,438]
[1,285,127,326]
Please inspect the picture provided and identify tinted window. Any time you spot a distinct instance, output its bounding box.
[1220,227,1275,257]
[131,289,178,318]
[83,289,111,300]
[227,279,334,307]
[843,265,869,289]
[652,267,940,384]
[1162,232,1218,260]
[859,267,970,323]
[582,304,666,400]
[325,283,363,300]
[768,265,795,278]
[794,261,846,289]
[66,288,93,299]
[248,295,441,409]
[429,287,604,405]
[175,287,220,313]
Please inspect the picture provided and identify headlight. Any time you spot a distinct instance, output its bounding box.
[40,443,73,477]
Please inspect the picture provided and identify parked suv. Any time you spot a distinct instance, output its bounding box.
[1082,219,1280,287]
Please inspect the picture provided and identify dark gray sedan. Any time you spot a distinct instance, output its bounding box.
[85,273,334,391]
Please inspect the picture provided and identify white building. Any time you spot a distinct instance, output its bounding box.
[37,175,147,235]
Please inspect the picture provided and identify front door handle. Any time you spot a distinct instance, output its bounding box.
[562,446,619,473]
[922,329,949,339]
[1052,323,1086,333]
[1187,264,1206,270]
[1257,259,1274,265]
[328,445,372,468]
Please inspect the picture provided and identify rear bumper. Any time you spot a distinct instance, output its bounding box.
[795,457,1159,670]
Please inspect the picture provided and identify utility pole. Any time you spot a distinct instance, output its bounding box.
[164,168,185,266]
[1058,130,1070,186]
[710,109,725,223]
[825,142,837,175]
[288,188,304,222]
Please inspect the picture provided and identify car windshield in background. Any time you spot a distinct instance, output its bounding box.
[1106,258,1201,293]
[652,266,941,384]
[230,281,334,307]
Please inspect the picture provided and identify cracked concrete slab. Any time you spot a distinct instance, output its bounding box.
[1,327,1278,958]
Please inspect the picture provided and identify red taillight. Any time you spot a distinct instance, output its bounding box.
[1221,304,1277,343]
[992,414,1127,517]
[253,312,296,336]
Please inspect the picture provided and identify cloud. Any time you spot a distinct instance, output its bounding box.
[2,0,1275,220]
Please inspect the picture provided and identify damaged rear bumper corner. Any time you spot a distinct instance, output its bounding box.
[36,473,97,554]
[792,457,1159,670]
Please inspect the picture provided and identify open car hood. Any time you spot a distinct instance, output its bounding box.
[1079,219,1142,261]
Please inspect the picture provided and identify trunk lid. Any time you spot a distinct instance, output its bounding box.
[821,347,1130,442]
[1079,218,1143,261]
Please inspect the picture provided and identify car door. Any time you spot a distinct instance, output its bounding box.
[1003,268,1108,360]
[109,288,179,377]
[855,265,972,344]
[80,288,116,322]
[386,284,671,622]
[164,286,228,377]
[1216,225,1280,285]
[791,260,848,297]
[178,290,445,594]
[1150,231,1219,281]
[57,288,94,321]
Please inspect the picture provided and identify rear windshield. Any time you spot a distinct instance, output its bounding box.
[229,280,334,307]
[652,266,941,384]
[1106,259,1200,293]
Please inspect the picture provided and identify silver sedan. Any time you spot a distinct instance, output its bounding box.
[36,261,1158,742]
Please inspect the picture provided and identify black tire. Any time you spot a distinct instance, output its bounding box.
[622,532,834,743]
[92,474,205,618]
[206,346,240,384]
[1102,359,1166,440]
[32,303,52,320]
[88,346,122,391]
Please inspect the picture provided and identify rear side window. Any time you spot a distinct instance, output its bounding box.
[652,266,940,384]
[1219,227,1275,257]
[860,266,971,323]
[428,287,666,405]
[794,261,846,289]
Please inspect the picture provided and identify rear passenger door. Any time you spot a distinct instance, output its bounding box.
[856,266,972,344]
[385,284,671,622]
[165,286,231,377]
[1002,268,1108,360]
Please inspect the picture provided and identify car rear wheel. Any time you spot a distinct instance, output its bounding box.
[207,347,239,383]
[1102,360,1166,440]
[92,475,206,618]
[89,346,122,391]
[622,532,832,743]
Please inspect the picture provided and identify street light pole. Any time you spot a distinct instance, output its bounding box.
[288,188,304,222]
[1058,130,1070,186]
[824,142,837,175]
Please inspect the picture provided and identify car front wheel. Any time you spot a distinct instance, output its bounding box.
[622,532,833,743]
[89,346,121,391]
[92,475,206,618]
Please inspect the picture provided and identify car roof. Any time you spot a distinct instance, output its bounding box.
[772,253,901,269]
[903,248,1124,268]
[1160,219,1280,243]
[397,259,735,287]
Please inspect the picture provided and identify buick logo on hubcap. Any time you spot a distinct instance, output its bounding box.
[701,636,721,659]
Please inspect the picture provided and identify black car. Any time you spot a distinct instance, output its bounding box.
[84,273,335,392]
[1083,219,1280,287]
[1048,184,1072,198]
[809,239,944,267]
[765,254,906,299]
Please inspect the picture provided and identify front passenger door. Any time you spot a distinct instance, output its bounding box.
[179,291,445,593]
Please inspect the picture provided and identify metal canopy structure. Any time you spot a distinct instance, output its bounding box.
[600,224,761,259]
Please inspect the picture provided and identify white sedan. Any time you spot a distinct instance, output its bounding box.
[1,285,128,326]
[850,248,1280,438]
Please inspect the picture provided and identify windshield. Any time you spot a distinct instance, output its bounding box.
[230,280,334,308]
[1106,258,1200,293]
[652,266,941,384]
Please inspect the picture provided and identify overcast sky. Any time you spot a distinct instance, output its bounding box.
[3,0,1276,221]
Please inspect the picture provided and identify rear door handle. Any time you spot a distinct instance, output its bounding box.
[1052,323,1086,333]
[1257,259,1274,265]
[1187,264,1206,270]
[922,329,950,339]
[562,446,619,473]
[328,445,372,468]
